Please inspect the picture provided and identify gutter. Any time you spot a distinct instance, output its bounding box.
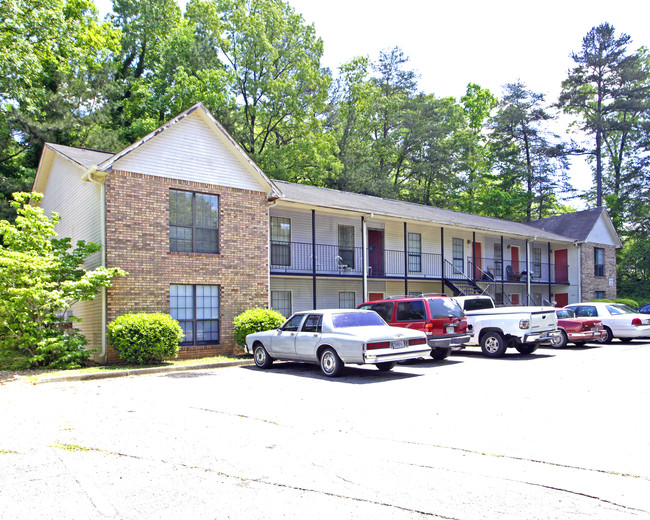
[83,166,108,363]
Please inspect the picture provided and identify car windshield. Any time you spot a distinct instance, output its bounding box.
[606,304,637,315]
[463,298,494,311]
[556,309,575,319]
[332,312,386,328]
[428,298,463,318]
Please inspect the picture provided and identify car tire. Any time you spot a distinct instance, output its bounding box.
[376,361,396,372]
[598,326,613,344]
[515,344,538,355]
[573,341,587,347]
[619,338,633,343]
[253,343,273,369]
[480,331,507,357]
[320,347,344,377]
[431,347,451,360]
[551,330,568,349]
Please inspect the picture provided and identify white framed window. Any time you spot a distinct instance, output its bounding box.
[453,238,464,274]
[271,290,292,318]
[594,248,605,277]
[408,232,422,272]
[270,216,291,266]
[533,247,542,278]
[170,190,219,254]
[338,291,356,309]
[170,284,220,346]
[338,225,355,269]
[494,243,502,277]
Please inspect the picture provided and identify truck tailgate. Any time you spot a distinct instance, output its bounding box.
[530,310,556,330]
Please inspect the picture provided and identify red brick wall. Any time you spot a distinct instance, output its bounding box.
[104,170,269,362]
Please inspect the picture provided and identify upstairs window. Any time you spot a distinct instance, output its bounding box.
[170,190,219,254]
[452,238,464,274]
[594,248,605,277]
[408,233,422,272]
[338,225,355,269]
[270,216,291,266]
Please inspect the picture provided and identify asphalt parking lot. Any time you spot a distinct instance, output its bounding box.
[2,340,650,519]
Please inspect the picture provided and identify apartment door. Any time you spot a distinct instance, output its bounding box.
[510,246,519,273]
[554,293,568,307]
[368,229,384,276]
[554,249,568,283]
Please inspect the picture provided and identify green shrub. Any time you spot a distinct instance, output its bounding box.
[615,298,639,309]
[233,307,286,346]
[107,313,183,364]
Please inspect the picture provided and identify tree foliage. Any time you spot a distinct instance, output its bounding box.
[0,192,126,369]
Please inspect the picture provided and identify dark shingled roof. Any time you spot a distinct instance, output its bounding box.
[47,143,115,169]
[527,208,605,242]
[274,180,572,242]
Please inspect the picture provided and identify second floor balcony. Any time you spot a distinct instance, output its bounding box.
[270,241,570,285]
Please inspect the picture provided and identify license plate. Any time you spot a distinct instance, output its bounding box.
[446,326,455,334]
[392,340,406,349]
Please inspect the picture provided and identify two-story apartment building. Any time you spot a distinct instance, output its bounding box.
[32,103,620,363]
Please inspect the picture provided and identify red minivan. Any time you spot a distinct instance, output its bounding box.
[358,294,472,360]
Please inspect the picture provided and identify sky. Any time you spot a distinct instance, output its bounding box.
[95,0,650,195]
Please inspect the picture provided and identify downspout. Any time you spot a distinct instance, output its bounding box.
[268,199,278,309]
[84,166,107,363]
[526,239,531,304]
[575,241,581,303]
[361,216,368,302]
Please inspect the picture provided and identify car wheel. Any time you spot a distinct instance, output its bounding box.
[431,347,451,360]
[515,344,538,355]
[480,331,507,357]
[320,347,344,377]
[551,330,568,349]
[253,343,273,369]
[376,361,396,372]
[597,326,613,344]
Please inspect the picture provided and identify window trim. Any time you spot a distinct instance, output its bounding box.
[170,284,220,347]
[169,189,220,254]
[594,247,605,277]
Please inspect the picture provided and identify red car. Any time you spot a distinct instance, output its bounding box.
[358,294,472,360]
[552,308,607,348]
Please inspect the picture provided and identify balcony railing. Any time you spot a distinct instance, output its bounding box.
[270,242,570,284]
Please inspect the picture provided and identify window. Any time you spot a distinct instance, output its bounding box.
[338,225,355,269]
[533,248,542,278]
[169,190,219,254]
[301,314,322,333]
[270,216,291,266]
[408,232,422,272]
[358,301,394,322]
[339,291,356,309]
[493,243,503,278]
[396,300,426,321]
[271,290,292,318]
[170,285,219,346]
[452,238,464,274]
[595,290,606,299]
[594,248,605,277]
[428,298,463,319]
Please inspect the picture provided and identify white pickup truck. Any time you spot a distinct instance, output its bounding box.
[454,295,561,357]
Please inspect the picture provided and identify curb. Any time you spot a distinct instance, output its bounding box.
[33,359,256,384]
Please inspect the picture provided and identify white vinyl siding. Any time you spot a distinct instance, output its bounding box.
[112,111,269,193]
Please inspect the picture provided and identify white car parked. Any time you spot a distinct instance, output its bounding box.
[245,309,431,377]
[564,302,650,343]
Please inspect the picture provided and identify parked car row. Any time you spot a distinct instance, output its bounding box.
[245,297,650,377]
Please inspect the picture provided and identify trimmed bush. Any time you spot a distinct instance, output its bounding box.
[615,298,639,309]
[107,313,183,364]
[233,307,286,346]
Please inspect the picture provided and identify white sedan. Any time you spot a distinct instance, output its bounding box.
[245,309,431,377]
[564,302,650,343]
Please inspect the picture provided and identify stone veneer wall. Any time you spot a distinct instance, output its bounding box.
[580,242,617,301]
[104,170,269,362]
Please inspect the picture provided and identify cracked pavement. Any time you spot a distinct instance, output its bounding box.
[2,342,650,519]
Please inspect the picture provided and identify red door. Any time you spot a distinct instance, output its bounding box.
[554,293,568,307]
[510,246,519,274]
[554,249,568,283]
[473,242,482,279]
[368,230,384,276]
[368,292,384,302]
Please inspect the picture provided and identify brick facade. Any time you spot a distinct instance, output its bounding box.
[579,243,617,301]
[104,170,269,363]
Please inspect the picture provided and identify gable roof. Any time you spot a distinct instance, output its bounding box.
[274,180,573,243]
[95,102,281,197]
[527,208,622,247]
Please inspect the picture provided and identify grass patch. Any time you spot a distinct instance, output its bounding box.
[2,354,251,384]
[50,443,97,452]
